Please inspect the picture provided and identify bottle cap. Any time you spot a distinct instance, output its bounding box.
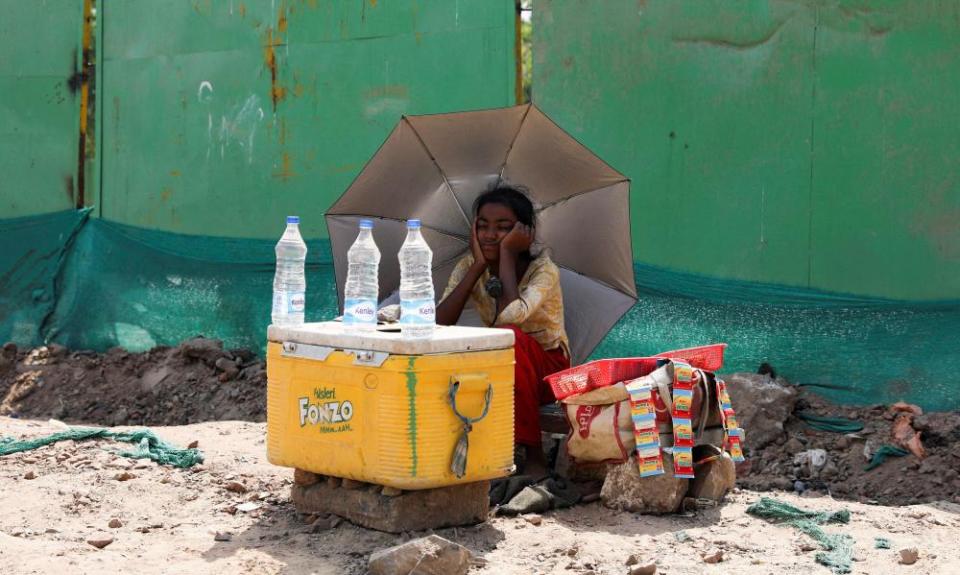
[359,219,373,229]
[286,216,300,224]
[407,219,421,229]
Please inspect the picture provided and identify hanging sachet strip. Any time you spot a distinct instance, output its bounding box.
[669,360,696,478]
[715,378,745,462]
[625,378,665,477]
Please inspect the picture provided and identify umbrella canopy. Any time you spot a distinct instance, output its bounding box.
[325,104,636,364]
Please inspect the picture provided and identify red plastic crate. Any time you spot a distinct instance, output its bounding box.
[655,343,726,373]
[545,344,726,400]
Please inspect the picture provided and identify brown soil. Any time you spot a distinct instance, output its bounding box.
[738,388,960,507]
[0,339,266,426]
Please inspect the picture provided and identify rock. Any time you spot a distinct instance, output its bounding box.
[524,514,543,526]
[784,437,805,454]
[310,515,337,532]
[214,357,239,380]
[179,337,226,365]
[24,471,36,480]
[224,481,247,493]
[688,448,736,502]
[114,472,136,481]
[368,535,474,575]
[601,455,688,514]
[899,548,919,565]
[820,461,839,480]
[111,407,128,427]
[108,518,123,529]
[341,478,364,490]
[835,437,850,450]
[723,373,797,449]
[292,480,489,533]
[381,486,403,497]
[702,549,724,564]
[293,469,320,487]
[626,554,640,566]
[214,531,232,542]
[187,440,199,449]
[629,563,658,575]
[236,502,261,513]
[87,536,114,549]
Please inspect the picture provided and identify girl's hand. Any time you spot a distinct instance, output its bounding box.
[470,220,486,264]
[500,222,533,256]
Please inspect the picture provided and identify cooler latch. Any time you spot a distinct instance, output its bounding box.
[346,349,390,368]
[281,342,334,362]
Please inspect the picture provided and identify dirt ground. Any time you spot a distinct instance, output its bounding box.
[2,416,959,575]
[2,343,960,574]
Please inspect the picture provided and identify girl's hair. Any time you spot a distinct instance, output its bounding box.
[472,185,536,228]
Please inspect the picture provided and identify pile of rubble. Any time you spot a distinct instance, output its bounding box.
[0,338,266,426]
[727,373,960,506]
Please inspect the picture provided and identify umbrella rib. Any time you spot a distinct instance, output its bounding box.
[401,117,471,229]
[555,262,638,300]
[536,178,631,212]
[495,103,533,188]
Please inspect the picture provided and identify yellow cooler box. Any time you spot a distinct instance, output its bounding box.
[266,322,516,490]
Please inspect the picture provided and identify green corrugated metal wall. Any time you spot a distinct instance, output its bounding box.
[98,0,516,240]
[0,0,85,217]
[534,0,960,301]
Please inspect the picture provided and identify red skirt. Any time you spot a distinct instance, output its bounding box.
[502,325,570,446]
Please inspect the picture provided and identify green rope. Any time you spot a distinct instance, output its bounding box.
[0,427,203,468]
[874,537,891,549]
[864,445,909,471]
[796,411,864,433]
[747,497,854,574]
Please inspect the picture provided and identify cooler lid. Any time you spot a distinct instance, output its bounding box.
[267,322,515,355]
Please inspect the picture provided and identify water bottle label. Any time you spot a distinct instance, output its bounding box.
[400,298,436,325]
[287,292,305,314]
[343,298,377,325]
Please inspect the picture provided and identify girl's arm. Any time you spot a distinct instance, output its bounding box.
[436,261,485,325]
[497,223,533,312]
[436,223,487,325]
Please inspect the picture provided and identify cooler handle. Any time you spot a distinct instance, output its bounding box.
[448,374,493,478]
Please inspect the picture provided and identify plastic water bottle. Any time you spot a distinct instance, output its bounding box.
[399,219,435,339]
[271,216,307,326]
[343,219,380,331]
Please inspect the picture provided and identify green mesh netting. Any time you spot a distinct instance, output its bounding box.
[2,210,959,410]
[0,209,90,345]
[796,412,865,434]
[864,445,910,471]
[0,427,204,468]
[747,497,854,574]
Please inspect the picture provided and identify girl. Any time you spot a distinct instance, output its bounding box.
[437,186,569,478]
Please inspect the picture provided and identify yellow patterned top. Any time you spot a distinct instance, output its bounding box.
[441,251,569,356]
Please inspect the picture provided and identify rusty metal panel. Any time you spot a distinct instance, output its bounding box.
[98,0,516,240]
[535,0,960,300]
[0,0,85,217]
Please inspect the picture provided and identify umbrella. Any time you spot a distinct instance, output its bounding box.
[325,104,636,365]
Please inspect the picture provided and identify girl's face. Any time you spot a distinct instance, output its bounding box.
[476,202,519,262]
